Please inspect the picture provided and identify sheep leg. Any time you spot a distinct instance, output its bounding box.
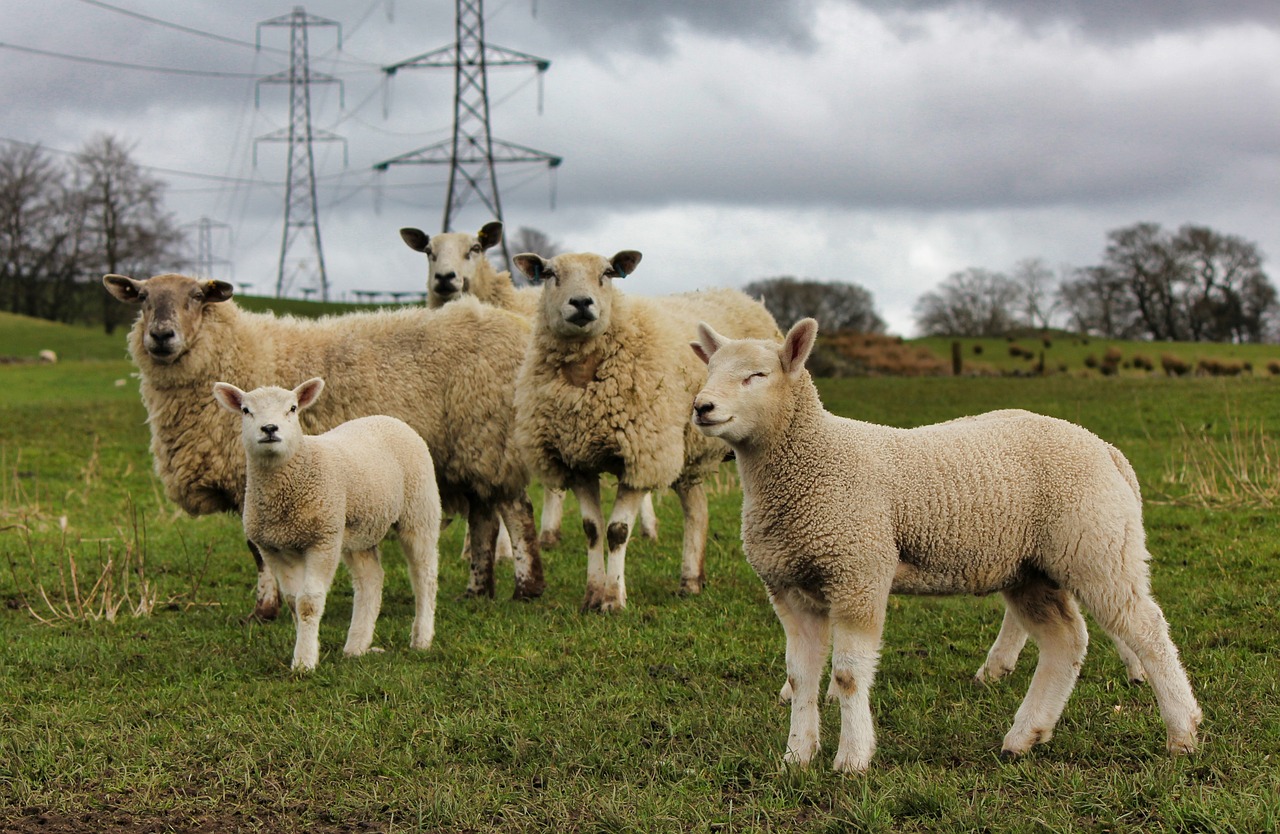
[498,495,546,601]
[771,589,831,768]
[830,609,887,773]
[465,504,500,598]
[538,488,566,549]
[571,476,607,611]
[247,540,281,622]
[1001,580,1089,757]
[638,491,659,541]
[1076,584,1201,754]
[342,547,385,658]
[398,520,440,651]
[674,481,708,595]
[599,485,648,612]
[975,605,1030,683]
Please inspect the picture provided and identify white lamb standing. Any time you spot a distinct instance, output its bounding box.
[513,248,781,611]
[400,221,659,549]
[213,378,442,671]
[691,318,1201,772]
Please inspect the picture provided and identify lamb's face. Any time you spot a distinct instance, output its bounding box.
[102,273,234,365]
[516,250,642,341]
[691,339,786,445]
[400,222,501,307]
[212,379,325,465]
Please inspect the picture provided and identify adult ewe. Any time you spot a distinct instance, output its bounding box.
[213,378,441,671]
[400,220,658,548]
[513,249,780,611]
[103,273,543,620]
[691,318,1201,772]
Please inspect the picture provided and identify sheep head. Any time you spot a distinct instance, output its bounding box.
[400,221,503,307]
[212,377,325,466]
[103,273,234,365]
[691,318,818,446]
[514,250,641,340]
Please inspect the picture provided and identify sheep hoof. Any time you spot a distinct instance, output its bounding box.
[974,663,1013,684]
[512,578,546,601]
[999,748,1021,762]
[832,752,872,774]
[246,599,281,623]
[538,530,561,549]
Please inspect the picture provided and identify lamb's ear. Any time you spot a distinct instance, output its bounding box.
[477,221,503,250]
[201,280,234,303]
[691,321,727,365]
[400,228,429,253]
[514,253,548,284]
[609,250,642,278]
[212,382,246,414]
[295,377,325,411]
[779,318,818,376]
[103,274,141,303]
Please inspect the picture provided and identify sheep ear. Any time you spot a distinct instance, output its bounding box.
[103,274,141,303]
[610,250,642,278]
[779,318,818,376]
[201,280,234,303]
[477,221,503,250]
[295,377,325,411]
[691,321,727,365]
[212,382,245,413]
[514,253,548,284]
[400,228,429,253]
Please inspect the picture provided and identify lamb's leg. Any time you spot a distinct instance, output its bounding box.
[571,476,607,612]
[674,481,708,595]
[465,503,500,599]
[539,488,566,549]
[342,547,384,658]
[975,605,1030,683]
[638,491,659,541]
[1111,635,1148,684]
[498,495,545,601]
[1077,583,1200,754]
[272,547,341,671]
[399,522,440,651]
[771,589,831,768]
[248,540,281,622]
[599,485,648,612]
[1001,580,1089,756]
[829,609,887,773]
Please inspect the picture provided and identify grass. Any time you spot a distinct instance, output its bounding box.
[1,315,1279,832]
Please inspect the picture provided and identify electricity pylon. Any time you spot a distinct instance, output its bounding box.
[374,0,561,268]
[255,7,345,300]
[191,216,232,279]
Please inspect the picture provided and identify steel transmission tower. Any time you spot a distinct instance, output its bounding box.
[191,216,232,278]
[374,0,561,267]
[255,7,345,300]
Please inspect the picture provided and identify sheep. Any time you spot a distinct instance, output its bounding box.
[690,318,1201,772]
[400,220,658,548]
[513,249,781,611]
[102,273,544,621]
[212,378,441,671]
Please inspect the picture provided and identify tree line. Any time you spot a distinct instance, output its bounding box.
[0,135,184,333]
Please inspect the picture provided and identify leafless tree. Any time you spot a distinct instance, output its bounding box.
[743,276,886,333]
[913,268,1023,337]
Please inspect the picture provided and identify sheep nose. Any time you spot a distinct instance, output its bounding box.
[569,296,593,312]
[261,424,279,435]
[433,271,457,290]
[150,328,174,344]
[694,401,715,418]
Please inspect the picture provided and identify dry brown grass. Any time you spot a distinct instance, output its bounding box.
[1156,415,1280,508]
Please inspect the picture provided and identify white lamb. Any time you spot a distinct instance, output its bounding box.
[400,220,658,548]
[513,249,781,611]
[691,318,1201,772]
[103,273,543,621]
[212,378,441,671]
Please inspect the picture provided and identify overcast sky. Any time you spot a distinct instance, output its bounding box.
[2,0,1277,334]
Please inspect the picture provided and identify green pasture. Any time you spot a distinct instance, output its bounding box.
[1,315,1278,832]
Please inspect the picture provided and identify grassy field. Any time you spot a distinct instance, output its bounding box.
[1,315,1279,832]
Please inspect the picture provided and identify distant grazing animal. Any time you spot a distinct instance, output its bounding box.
[513,249,781,611]
[214,378,441,671]
[691,318,1201,771]
[103,273,543,621]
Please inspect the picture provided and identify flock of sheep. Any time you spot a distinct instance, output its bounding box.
[101,222,1200,772]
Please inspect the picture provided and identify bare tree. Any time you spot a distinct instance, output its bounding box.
[913,268,1023,337]
[0,143,81,322]
[742,276,886,333]
[1011,257,1061,329]
[73,134,186,333]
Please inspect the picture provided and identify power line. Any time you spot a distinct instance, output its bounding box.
[0,41,265,78]
[70,0,283,54]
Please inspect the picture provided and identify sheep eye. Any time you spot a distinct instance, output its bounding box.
[136,291,148,302]
[241,406,250,415]
[744,372,767,385]
[290,404,297,413]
